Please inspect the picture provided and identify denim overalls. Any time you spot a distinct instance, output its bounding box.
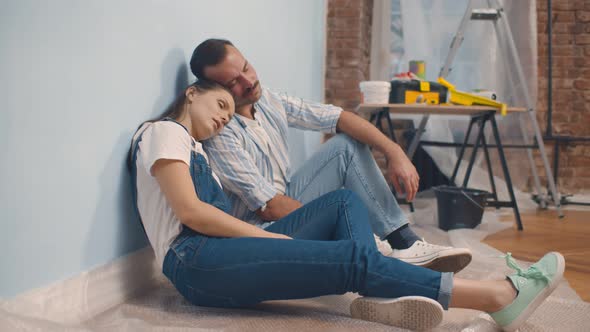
[130,119,231,291]
[129,119,450,309]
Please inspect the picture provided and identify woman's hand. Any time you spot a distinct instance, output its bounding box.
[264,232,293,240]
[153,159,294,238]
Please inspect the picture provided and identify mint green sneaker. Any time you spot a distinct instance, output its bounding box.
[489,252,565,332]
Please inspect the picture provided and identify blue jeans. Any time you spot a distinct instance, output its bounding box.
[287,134,408,239]
[162,190,452,309]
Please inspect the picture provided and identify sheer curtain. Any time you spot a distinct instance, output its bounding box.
[370,0,538,196]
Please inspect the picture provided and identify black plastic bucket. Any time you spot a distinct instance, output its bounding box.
[433,186,489,231]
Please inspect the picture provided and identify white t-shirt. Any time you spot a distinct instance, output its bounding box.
[240,115,287,194]
[132,121,222,268]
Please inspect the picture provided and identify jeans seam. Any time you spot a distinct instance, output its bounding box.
[291,148,351,200]
[189,237,209,262]
[366,270,440,296]
[187,253,365,272]
[349,149,408,238]
[323,136,402,237]
[350,153,386,224]
[340,199,355,241]
[288,196,356,239]
[172,237,209,264]
[163,250,183,284]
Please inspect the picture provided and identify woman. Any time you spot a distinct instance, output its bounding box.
[129,80,564,331]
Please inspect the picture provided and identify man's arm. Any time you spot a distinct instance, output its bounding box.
[256,194,302,221]
[153,159,291,239]
[278,91,419,201]
[204,127,301,221]
[336,111,420,202]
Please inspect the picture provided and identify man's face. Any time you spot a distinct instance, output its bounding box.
[203,45,262,107]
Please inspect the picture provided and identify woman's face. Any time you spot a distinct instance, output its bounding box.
[186,88,235,141]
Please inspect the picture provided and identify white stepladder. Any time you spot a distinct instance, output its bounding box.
[407,0,564,218]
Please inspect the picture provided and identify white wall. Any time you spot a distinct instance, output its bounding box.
[0,0,326,298]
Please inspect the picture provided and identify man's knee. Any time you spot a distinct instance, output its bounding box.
[329,134,370,155]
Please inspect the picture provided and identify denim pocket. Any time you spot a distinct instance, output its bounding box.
[170,234,202,261]
[162,249,182,284]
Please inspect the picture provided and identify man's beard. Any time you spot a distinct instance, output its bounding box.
[235,81,260,107]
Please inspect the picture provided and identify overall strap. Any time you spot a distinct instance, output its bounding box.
[130,119,198,237]
[130,124,150,235]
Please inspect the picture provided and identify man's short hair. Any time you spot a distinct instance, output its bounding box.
[190,39,234,79]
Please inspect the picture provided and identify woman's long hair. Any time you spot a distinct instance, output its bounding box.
[127,79,228,170]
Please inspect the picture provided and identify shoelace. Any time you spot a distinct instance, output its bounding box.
[409,239,450,256]
[394,239,451,256]
[502,252,550,282]
[417,239,449,249]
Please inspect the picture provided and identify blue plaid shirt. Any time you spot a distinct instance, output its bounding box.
[202,87,342,225]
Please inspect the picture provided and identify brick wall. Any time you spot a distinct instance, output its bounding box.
[325,0,385,166]
[325,0,590,193]
[536,0,590,193]
[325,0,373,112]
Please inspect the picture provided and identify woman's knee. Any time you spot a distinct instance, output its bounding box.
[324,189,368,217]
[323,188,358,203]
[340,189,364,206]
[337,189,369,206]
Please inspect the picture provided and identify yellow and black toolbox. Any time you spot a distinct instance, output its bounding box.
[389,79,448,105]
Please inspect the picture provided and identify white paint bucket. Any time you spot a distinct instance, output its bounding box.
[359,81,391,104]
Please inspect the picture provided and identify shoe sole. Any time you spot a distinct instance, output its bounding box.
[420,251,473,273]
[350,296,443,331]
[502,252,565,332]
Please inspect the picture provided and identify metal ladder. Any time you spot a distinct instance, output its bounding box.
[410,0,563,218]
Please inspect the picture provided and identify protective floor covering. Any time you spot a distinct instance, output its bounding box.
[3,198,590,331]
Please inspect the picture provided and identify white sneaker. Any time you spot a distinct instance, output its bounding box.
[390,239,472,273]
[350,296,443,331]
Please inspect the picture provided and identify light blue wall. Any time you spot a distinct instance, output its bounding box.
[0,0,326,297]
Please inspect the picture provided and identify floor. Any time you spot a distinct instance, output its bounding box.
[483,208,590,302]
[3,200,590,331]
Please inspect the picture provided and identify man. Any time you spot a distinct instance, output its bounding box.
[191,38,471,273]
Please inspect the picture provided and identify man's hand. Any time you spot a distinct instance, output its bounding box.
[256,194,303,221]
[336,111,420,201]
[385,145,420,202]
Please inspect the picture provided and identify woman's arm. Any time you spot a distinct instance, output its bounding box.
[152,159,291,239]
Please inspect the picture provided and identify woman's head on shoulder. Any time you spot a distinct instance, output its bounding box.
[148,80,235,141]
[182,80,235,141]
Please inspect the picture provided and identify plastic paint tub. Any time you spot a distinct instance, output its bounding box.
[359,81,391,104]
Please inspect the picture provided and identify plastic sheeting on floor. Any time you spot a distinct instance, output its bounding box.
[2,198,589,331]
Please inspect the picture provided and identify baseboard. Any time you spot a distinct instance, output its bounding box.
[0,246,160,325]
